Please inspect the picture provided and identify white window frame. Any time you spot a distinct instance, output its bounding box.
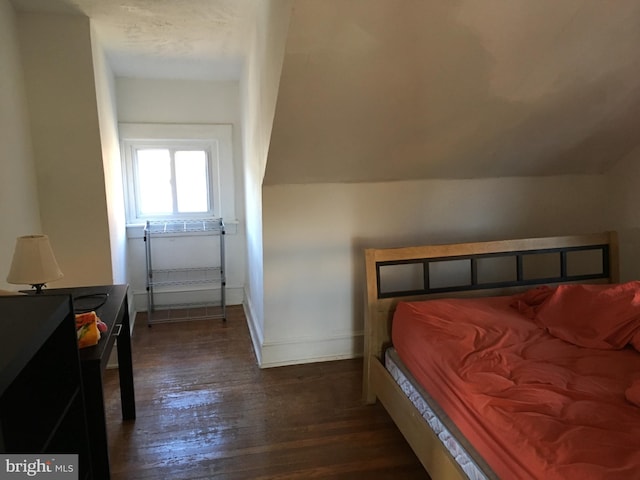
[120,123,234,225]
[126,140,218,220]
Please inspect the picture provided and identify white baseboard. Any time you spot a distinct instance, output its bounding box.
[243,291,263,366]
[259,332,364,368]
[241,287,363,368]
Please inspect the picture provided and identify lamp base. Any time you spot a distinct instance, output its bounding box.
[31,283,46,294]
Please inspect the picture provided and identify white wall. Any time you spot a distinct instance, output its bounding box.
[115,78,246,310]
[261,174,609,366]
[0,0,42,290]
[17,12,113,287]
[239,0,293,364]
[91,28,127,285]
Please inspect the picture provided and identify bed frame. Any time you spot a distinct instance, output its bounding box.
[363,232,619,479]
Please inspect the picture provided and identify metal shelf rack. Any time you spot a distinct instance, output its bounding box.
[144,218,226,324]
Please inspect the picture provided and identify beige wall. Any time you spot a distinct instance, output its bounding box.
[608,149,640,282]
[0,1,42,290]
[261,174,609,366]
[18,12,113,286]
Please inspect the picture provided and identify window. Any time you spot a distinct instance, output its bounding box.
[130,144,214,219]
[120,124,234,224]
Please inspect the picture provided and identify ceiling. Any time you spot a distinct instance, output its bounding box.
[11,0,257,80]
[10,0,640,183]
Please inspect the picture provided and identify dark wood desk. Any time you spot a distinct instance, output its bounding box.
[43,285,136,480]
[0,294,92,479]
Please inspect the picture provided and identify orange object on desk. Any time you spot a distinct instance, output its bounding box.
[75,311,102,348]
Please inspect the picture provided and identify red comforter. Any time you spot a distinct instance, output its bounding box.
[392,293,640,479]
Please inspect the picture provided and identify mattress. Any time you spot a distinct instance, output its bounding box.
[391,292,640,479]
[385,347,495,480]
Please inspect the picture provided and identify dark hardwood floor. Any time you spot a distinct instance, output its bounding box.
[103,306,429,479]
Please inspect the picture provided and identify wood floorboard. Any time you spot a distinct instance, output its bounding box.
[103,305,429,479]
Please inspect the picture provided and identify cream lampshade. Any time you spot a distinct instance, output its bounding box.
[7,235,64,293]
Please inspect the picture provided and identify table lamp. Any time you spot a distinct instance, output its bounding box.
[6,234,64,293]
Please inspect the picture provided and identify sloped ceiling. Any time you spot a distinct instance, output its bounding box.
[10,0,640,184]
[263,0,640,184]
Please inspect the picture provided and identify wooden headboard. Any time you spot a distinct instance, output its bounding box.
[363,231,619,402]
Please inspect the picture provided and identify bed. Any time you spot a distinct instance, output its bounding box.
[363,232,640,479]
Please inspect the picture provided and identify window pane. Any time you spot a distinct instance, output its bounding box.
[175,150,208,213]
[136,149,173,215]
